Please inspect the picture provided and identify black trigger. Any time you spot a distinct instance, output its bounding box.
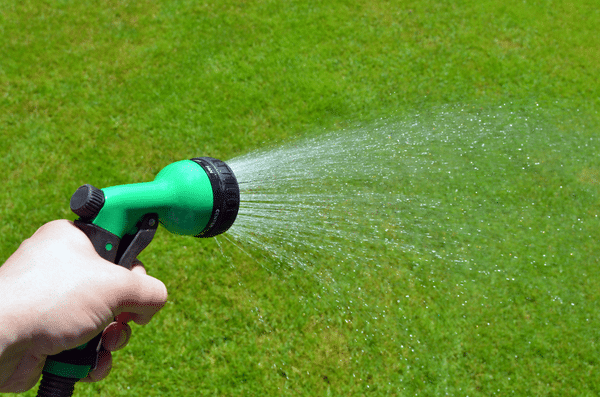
[117,213,159,270]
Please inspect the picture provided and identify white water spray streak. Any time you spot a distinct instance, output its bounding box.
[226,122,428,276]
[212,103,599,393]
[223,106,513,281]
[222,103,595,296]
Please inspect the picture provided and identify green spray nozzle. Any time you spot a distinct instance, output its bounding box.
[37,157,239,397]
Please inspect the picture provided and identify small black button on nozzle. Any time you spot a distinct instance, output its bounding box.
[70,184,105,221]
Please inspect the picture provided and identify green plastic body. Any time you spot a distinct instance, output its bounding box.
[94,159,214,238]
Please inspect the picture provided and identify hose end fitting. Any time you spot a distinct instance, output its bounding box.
[37,373,77,397]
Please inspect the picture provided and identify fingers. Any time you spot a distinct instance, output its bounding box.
[81,349,112,383]
[0,351,45,393]
[79,256,165,384]
[115,259,168,325]
[102,321,132,351]
[114,312,136,324]
[84,318,133,383]
[130,259,148,276]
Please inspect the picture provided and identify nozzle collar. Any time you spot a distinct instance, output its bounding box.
[191,157,239,237]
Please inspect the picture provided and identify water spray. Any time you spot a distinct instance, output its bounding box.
[36,157,239,397]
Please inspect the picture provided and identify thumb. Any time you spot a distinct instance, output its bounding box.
[113,260,168,325]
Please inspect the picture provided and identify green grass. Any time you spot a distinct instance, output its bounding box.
[1,0,599,395]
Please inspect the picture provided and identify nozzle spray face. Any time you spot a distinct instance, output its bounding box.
[191,157,240,237]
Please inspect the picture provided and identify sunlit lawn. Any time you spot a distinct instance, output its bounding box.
[1,0,599,395]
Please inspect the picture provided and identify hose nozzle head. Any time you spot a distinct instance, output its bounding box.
[81,158,239,239]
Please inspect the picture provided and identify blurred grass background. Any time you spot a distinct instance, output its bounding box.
[1,0,599,395]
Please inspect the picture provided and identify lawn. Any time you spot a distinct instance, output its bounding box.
[1,0,599,395]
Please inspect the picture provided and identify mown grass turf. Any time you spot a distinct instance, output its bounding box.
[1,0,599,395]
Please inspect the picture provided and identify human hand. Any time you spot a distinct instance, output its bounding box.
[0,220,168,392]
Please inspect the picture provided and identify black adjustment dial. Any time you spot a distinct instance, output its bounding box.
[70,184,105,221]
[190,157,240,237]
